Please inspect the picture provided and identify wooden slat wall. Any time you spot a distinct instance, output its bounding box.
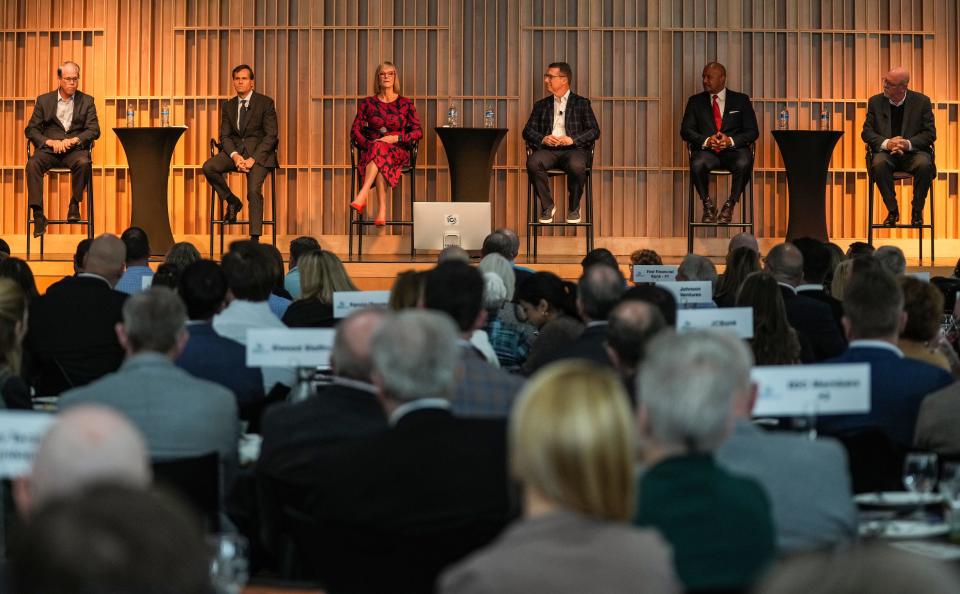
[1,0,958,256]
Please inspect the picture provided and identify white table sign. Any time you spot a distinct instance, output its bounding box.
[333,291,390,318]
[677,307,753,338]
[656,280,713,304]
[909,271,931,282]
[246,328,335,368]
[141,275,154,290]
[0,412,55,477]
[751,363,871,416]
[632,265,678,283]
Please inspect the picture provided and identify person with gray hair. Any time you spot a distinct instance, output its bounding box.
[438,245,471,264]
[604,300,667,403]
[634,330,775,592]
[486,227,535,286]
[479,253,535,371]
[676,254,719,309]
[727,232,759,254]
[59,287,239,485]
[282,309,513,593]
[873,244,907,276]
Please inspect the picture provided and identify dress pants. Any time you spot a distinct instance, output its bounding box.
[689,146,753,205]
[202,151,268,236]
[526,148,590,212]
[869,150,935,213]
[25,148,91,209]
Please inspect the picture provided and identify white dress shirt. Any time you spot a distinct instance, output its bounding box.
[552,90,570,137]
[702,88,735,148]
[213,298,297,391]
[56,91,75,131]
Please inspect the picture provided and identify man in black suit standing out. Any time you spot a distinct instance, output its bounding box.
[523,62,600,224]
[861,67,936,226]
[202,64,278,241]
[24,61,101,237]
[681,62,759,224]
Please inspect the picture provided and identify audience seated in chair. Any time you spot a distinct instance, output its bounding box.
[736,271,806,365]
[0,279,36,409]
[71,237,93,275]
[714,246,761,308]
[791,237,845,336]
[898,276,954,373]
[389,269,425,310]
[482,229,534,289]
[622,284,678,327]
[676,254,718,309]
[629,248,663,267]
[515,272,584,375]
[478,253,535,371]
[282,251,357,328]
[261,242,293,318]
[580,247,618,272]
[604,300,667,405]
[115,226,153,295]
[0,258,39,302]
[284,236,321,299]
[874,244,907,276]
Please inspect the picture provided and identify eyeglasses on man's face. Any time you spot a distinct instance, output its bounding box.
[543,73,567,80]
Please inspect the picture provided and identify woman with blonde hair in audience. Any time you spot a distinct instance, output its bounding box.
[388,269,424,310]
[478,253,534,371]
[0,258,39,302]
[282,251,358,327]
[829,259,855,300]
[736,271,806,364]
[440,362,679,594]
[164,242,201,271]
[0,279,32,409]
[898,276,956,374]
[714,246,760,308]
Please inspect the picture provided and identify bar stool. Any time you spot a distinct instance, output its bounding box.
[348,139,419,259]
[866,145,935,265]
[208,138,277,257]
[686,144,755,255]
[525,149,594,258]
[25,141,95,260]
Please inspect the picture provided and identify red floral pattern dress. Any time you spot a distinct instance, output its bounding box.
[350,95,423,187]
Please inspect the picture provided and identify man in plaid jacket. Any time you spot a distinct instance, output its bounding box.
[523,62,600,224]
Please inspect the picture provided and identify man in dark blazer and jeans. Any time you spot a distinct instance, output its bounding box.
[681,62,759,224]
[202,64,279,240]
[24,61,101,237]
[523,62,600,224]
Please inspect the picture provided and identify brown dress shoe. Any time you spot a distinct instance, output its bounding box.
[718,200,735,224]
[67,201,82,222]
[882,210,899,226]
[701,198,718,223]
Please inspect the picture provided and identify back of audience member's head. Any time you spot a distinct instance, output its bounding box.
[164,242,201,271]
[438,245,471,264]
[899,276,943,343]
[481,232,515,261]
[492,228,521,261]
[0,257,39,300]
[822,242,845,286]
[728,232,759,254]
[0,238,10,256]
[15,405,150,517]
[578,264,626,322]
[423,261,484,333]
[677,254,718,285]
[630,249,662,266]
[178,260,227,321]
[791,237,832,285]
[606,300,667,375]
[482,272,508,311]
[622,284,677,327]
[478,253,515,303]
[754,545,960,594]
[260,243,286,287]
[843,267,903,340]
[874,245,907,276]
[389,270,425,310]
[829,259,854,300]
[846,241,875,259]
[11,485,210,594]
[120,226,150,264]
[581,248,618,271]
[299,250,358,304]
[764,242,804,286]
[289,236,321,269]
[0,279,27,376]
[118,287,187,355]
[511,362,636,521]
[736,271,801,365]
[222,240,273,301]
[331,308,385,383]
[515,272,579,323]
[371,310,460,402]
[84,234,127,287]
[73,238,93,274]
[149,263,180,289]
[716,247,761,300]
[954,256,960,279]
[638,330,752,454]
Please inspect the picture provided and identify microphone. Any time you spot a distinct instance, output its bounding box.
[559,110,564,116]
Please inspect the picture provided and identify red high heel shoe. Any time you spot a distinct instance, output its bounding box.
[350,199,366,214]
[374,213,387,226]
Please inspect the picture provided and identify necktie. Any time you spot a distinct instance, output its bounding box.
[238,99,249,130]
[712,95,723,152]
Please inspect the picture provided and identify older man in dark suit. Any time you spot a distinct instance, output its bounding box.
[523,62,600,224]
[681,62,759,224]
[24,61,101,236]
[202,64,279,240]
[862,67,936,226]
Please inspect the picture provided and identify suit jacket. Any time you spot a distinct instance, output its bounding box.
[716,419,858,553]
[24,89,100,151]
[780,286,846,362]
[538,322,613,369]
[861,90,936,154]
[522,92,599,151]
[24,275,128,396]
[819,345,953,446]
[282,407,514,594]
[796,286,845,338]
[453,345,524,418]
[680,89,759,150]
[915,381,960,455]
[218,91,279,167]
[439,510,680,594]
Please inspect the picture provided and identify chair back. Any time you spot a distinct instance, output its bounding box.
[152,451,220,531]
[827,428,907,494]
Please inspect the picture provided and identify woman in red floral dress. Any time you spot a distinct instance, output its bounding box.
[350,61,423,226]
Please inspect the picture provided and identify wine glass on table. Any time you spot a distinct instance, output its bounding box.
[903,452,939,521]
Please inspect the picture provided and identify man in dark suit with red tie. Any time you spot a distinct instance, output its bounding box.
[24,61,101,237]
[681,62,759,224]
[202,64,278,241]
[523,62,600,224]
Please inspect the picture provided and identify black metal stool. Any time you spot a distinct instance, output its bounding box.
[686,144,755,255]
[208,138,277,257]
[525,149,594,258]
[866,145,935,265]
[25,141,95,261]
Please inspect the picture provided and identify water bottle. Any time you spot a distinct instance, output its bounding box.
[819,109,830,131]
[126,104,135,128]
[777,109,789,130]
[446,104,459,127]
[483,103,495,128]
[160,101,170,127]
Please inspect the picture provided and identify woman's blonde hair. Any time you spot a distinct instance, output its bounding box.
[510,361,636,521]
[299,251,358,304]
[373,61,401,96]
[0,279,27,375]
[830,259,855,301]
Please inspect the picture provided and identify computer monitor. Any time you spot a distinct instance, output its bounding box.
[413,202,491,250]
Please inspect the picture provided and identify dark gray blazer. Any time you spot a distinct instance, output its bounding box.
[24,89,101,151]
[218,91,279,167]
[861,89,936,154]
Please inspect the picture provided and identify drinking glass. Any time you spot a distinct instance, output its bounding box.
[903,452,938,495]
[208,533,249,594]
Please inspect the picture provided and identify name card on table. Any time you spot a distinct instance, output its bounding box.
[246,328,335,368]
[333,291,391,318]
[141,275,153,290]
[656,281,713,304]
[633,265,678,284]
[0,412,55,478]
[677,307,753,338]
[909,271,931,282]
[751,363,871,416]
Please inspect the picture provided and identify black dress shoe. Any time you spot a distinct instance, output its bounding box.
[701,197,718,223]
[911,210,923,226]
[717,200,735,224]
[67,201,81,222]
[32,212,48,238]
[882,211,899,226]
[224,199,242,224]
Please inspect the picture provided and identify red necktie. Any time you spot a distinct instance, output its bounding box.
[712,95,722,152]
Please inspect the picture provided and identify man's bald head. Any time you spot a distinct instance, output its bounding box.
[883,67,910,103]
[17,405,150,516]
[83,234,127,287]
[330,308,386,382]
[764,242,804,286]
[728,232,759,255]
[606,300,667,375]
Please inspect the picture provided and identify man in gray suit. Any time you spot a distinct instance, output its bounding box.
[716,381,858,553]
[59,287,239,483]
[862,66,936,226]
